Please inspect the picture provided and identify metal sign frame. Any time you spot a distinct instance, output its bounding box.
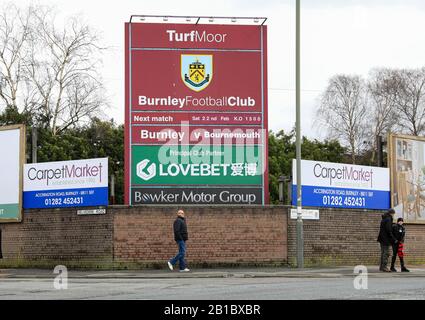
[388,133,425,224]
[129,15,267,25]
[124,16,269,205]
[0,124,25,223]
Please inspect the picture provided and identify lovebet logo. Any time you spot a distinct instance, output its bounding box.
[136,159,156,181]
[136,160,259,180]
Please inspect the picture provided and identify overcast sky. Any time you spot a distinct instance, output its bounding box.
[13,0,425,138]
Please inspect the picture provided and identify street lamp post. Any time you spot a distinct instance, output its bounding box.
[110,174,115,205]
[278,176,286,204]
[32,128,37,163]
[296,0,304,268]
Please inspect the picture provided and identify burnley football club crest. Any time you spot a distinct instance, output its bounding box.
[181,54,213,92]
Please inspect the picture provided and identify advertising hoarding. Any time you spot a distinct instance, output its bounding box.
[131,145,263,185]
[132,187,262,205]
[389,134,425,224]
[0,125,25,223]
[23,158,108,209]
[292,159,390,210]
[125,21,268,205]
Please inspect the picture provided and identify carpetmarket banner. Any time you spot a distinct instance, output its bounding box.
[292,159,390,210]
[23,158,108,209]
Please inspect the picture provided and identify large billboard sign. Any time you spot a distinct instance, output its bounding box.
[389,134,425,224]
[0,125,25,223]
[23,158,108,209]
[292,159,390,210]
[125,21,268,205]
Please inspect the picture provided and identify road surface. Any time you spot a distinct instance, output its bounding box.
[1,275,424,300]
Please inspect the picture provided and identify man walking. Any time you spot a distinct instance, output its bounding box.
[377,208,397,272]
[167,209,190,272]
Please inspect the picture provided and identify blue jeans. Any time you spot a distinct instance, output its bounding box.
[169,240,186,270]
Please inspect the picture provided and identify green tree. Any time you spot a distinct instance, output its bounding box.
[0,105,32,126]
[268,130,346,204]
[76,118,124,204]
[0,108,125,203]
[2,103,350,206]
[36,118,124,203]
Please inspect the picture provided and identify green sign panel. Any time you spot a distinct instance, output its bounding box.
[0,204,20,219]
[132,145,263,185]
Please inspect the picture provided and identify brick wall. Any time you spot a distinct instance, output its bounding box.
[112,206,287,266]
[404,224,425,265]
[0,208,113,267]
[287,208,425,267]
[1,206,424,269]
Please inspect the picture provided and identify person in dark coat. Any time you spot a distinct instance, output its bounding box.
[167,210,190,272]
[377,208,397,272]
[390,218,410,272]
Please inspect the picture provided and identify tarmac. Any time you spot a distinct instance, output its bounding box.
[1,265,425,279]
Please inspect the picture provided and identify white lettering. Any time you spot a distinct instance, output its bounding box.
[166,30,227,43]
[138,95,256,109]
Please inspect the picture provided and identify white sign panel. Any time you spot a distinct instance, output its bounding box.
[23,158,108,209]
[290,209,320,220]
[77,209,106,215]
[0,125,24,222]
[292,159,390,210]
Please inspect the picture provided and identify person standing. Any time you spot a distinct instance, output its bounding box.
[390,218,410,272]
[167,209,190,272]
[377,208,397,272]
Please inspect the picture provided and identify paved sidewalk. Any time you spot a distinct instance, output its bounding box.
[1,266,425,279]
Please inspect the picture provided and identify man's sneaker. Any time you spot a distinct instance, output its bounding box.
[390,267,397,272]
[380,268,391,272]
[179,268,190,272]
[401,267,410,272]
[167,261,173,271]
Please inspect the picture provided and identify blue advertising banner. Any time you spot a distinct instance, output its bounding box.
[23,187,108,208]
[292,159,390,210]
[23,158,108,209]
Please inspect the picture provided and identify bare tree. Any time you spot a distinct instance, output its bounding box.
[28,10,107,134]
[0,3,32,110]
[368,69,399,136]
[0,3,107,134]
[317,74,368,164]
[389,68,425,136]
[366,68,400,163]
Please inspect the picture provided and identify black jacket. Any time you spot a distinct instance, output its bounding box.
[377,213,397,245]
[392,223,406,242]
[174,217,188,242]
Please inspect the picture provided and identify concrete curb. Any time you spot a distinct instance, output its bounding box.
[2,268,425,279]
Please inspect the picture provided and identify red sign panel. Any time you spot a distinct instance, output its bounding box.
[130,23,262,50]
[131,50,262,112]
[131,126,264,145]
[125,22,268,205]
[131,112,263,126]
